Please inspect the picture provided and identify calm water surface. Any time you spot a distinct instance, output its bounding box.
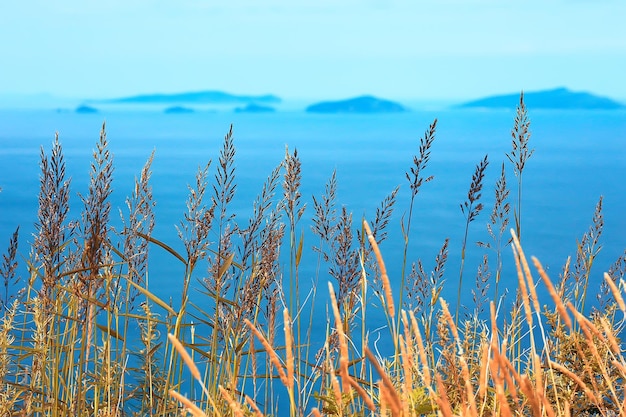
[1,108,625,333]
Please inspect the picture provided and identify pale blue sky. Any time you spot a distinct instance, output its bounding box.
[1,0,625,101]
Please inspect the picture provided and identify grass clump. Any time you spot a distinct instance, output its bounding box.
[0,93,625,416]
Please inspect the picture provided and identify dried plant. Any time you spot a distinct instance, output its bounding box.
[369,186,400,245]
[472,254,491,316]
[238,163,282,272]
[401,119,437,315]
[80,122,114,295]
[576,196,604,313]
[478,162,511,300]
[507,91,534,240]
[599,249,626,310]
[179,162,214,273]
[457,154,489,323]
[1,226,19,308]
[34,133,71,304]
[312,170,338,249]
[121,151,155,306]
[283,145,306,357]
[283,147,306,229]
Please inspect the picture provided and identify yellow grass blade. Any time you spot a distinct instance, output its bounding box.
[127,279,176,316]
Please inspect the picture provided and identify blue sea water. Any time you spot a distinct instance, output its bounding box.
[0,107,625,337]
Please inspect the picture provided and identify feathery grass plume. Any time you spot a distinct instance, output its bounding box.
[313,174,366,329]
[204,126,238,366]
[252,218,284,323]
[283,146,305,226]
[507,91,534,241]
[457,154,489,323]
[609,249,626,282]
[34,133,71,304]
[80,122,114,293]
[283,146,306,401]
[575,196,604,313]
[283,146,305,313]
[211,125,237,291]
[77,123,114,399]
[236,211,284,335]
[472,254,491,316]
[178,161,214,272]
[238,163,282,272]
[401,119,437,317]
[121,151,155,307]
[330,208,360,315]
[1,226,19,308]
[173,159,215,391]
[404,260,428,318]
[478,162,510,301]
[214,124,237,228]
[600,250,626,310]
[312,170,337,250]
[369,186,399,245]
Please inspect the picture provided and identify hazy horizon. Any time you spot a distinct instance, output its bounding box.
[1,1,625,103]
[2,86,626,111]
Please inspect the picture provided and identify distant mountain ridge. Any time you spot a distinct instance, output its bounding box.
[306,95,406,113]
[98,91,281,105]
[459,87,624,110]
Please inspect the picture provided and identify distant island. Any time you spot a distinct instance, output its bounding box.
[306,95,407,113]
[164,106,194,114]
[99,90,281,105]
[234,103,275,113]
[459,87,625,110]
[75,105,98,114]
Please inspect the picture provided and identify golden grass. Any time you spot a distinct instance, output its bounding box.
[1,93,625,416]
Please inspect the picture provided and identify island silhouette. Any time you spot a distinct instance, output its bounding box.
[459,87,624,110]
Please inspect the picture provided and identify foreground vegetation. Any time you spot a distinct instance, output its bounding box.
[1,94,625,416]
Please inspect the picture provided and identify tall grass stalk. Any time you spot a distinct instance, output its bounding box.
[507,92,534,242]
[457,154,489,324]
[401,119,437,316]
[478,162,511,302]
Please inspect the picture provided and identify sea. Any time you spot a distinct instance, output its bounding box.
[1,106,625,345]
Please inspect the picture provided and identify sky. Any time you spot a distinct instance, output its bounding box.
[1,0,625,102]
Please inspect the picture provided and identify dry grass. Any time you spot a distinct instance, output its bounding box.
[1,93,624,416]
